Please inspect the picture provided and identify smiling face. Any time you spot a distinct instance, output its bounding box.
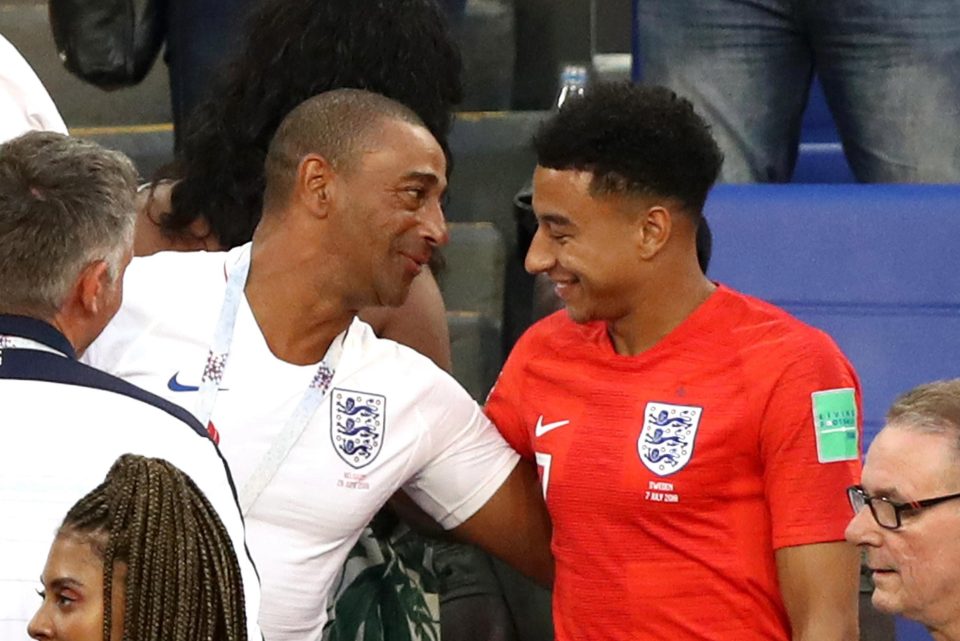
[334,118,448,308]
[28,533,125,641]
[526,166,647,324]
[845,426,960,628]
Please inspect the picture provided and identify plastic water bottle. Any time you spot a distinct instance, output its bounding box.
[556,64,588,109]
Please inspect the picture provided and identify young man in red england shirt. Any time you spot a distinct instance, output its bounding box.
[485,82,861,641]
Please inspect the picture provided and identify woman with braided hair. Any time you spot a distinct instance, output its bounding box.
[27,454,246,641]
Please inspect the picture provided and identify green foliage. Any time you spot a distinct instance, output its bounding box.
[324,526,440,641]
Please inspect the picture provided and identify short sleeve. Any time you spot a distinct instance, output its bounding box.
[759,333,862,549]
[403,372,519,530]
[483,338,535,460]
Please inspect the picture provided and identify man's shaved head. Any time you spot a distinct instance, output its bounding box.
[263,89,427,209]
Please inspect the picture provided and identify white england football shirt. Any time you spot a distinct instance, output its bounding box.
[83,245,519,641]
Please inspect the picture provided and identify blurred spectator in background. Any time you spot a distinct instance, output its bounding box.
[0,131,260,641]
[846,380,960,641]
[486,82,862,640]
[29,455,248,641]
[0,33,66,141]
[164,0,469,140]
[636,0,960,183]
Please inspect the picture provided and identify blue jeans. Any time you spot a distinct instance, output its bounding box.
[636,0,960,182]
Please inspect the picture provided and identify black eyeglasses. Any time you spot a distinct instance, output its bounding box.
[847,485,960,530]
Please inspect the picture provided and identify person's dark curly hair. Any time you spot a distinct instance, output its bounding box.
[166,0,463,248]
[534,82,723,217]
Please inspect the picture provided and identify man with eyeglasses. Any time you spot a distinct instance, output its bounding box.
[846,379,960,641]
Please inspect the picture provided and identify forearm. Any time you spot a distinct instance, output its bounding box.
[791,613,858,641]
[450,461,554,587]
[776,541,859,641]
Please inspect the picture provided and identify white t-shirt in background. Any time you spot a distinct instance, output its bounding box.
[0,34,67,142]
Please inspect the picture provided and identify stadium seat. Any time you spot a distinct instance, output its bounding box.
[707,184,960,448]
[800,76,840,144]
[440,222,507,400]
[706,184,960,641]
[447,110,546,352]
[441,222,506,324]
[794,77,855,183]
[793,142,856,183]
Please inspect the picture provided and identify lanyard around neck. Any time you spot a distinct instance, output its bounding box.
[0,335,69,359]
[197,245,342,514]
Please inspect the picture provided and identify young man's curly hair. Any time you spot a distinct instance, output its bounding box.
[534,82,723,216]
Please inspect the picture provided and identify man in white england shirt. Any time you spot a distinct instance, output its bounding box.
[83,89,553,641]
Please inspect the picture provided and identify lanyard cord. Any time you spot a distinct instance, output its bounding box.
[197,245,343,514]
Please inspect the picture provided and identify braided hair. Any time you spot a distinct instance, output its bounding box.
[60,454,247,641]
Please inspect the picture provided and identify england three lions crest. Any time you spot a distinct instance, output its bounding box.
[331,389,386,469]
[638,402,703,477]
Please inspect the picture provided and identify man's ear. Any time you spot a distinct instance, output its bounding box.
[635,205,672,260]
[74,260,111,316]
[295,153,337,218]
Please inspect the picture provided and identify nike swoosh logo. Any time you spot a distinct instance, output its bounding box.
[167,373,228,393]
[168,373,200,392]
[535,416,570,437]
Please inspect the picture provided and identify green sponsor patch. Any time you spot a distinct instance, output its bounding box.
[812,388,859,463]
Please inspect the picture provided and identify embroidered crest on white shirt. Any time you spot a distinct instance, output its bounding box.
[332,389,386,468]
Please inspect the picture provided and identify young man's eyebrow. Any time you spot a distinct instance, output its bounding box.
[537,213,574,227]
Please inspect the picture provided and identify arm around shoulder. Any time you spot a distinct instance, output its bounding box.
[449,458,554,587]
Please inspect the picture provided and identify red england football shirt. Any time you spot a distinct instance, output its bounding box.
[485,285,861,641]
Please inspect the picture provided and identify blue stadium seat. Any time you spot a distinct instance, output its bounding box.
[794,77,855,182]
[800,76,840,144]
[898,618,935,641]
[706,184,960,641]
[707,184,960,448]
[793,142,856,183]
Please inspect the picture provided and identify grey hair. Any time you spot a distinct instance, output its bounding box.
[886,379,960,454]
[0,132,138,315]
